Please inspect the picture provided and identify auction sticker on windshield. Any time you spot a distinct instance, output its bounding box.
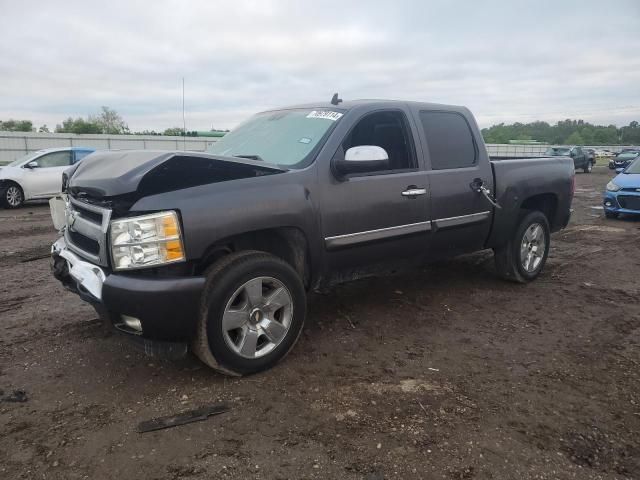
[306,110,343,121]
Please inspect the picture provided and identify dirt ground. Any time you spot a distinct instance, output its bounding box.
[0,166,639,480]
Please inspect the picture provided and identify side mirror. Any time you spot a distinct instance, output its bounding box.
[24,161,39,169]
[334,146,389,177]
[615,167,624,174]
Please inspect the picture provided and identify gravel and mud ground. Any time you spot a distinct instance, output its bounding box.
[1,166,639,480]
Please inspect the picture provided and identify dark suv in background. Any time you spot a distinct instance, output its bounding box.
[545,146,594,173]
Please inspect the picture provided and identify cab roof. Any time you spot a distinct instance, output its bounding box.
[266,98,468,113]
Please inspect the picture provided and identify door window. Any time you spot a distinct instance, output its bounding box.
[74,150,93,163]
[419,111,477,170]
[34,151,73,168]
[341,110,416,173]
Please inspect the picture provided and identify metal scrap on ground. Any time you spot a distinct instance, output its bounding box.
[137,403,230,433]
[0,389,28,403]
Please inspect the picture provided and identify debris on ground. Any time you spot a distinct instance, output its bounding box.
[137,403,230,433]
[0,389,28,403]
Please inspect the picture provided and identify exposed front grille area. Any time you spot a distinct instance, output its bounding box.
[68,230,100,255]
[64,196,112,267]
[617,195,640,211]
[72,203,103,224]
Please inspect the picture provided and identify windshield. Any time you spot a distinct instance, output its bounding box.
[6,151,40,167]
[207,108,344,168]
[545,147,570,156]
[625,157,640,174]
[618,152,640,160]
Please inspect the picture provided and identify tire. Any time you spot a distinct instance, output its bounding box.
[583,161,593,173]
[494,210,551,283]
[192,251,306,375]
[1,182,24,208]
[605,211,619,219]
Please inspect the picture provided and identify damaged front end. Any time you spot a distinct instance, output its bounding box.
[50,151,286,358]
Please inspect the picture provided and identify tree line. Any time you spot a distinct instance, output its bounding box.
[481,119,640,145]
[3,108,639,145]
[0,106,228,137]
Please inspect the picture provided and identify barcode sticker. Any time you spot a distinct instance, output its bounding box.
[306,110,343,121]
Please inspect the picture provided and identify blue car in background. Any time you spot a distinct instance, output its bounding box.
[603,157,640,219]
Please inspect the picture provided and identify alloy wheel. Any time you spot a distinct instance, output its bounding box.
[221,276,293,359]
[6,186,22,207]
[520,223,546,273]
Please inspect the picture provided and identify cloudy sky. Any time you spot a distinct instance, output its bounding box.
[1,0,639,132]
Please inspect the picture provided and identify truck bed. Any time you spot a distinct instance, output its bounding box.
[486,156,574,248]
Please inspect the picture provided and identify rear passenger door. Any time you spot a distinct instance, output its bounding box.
[413,109,494,257]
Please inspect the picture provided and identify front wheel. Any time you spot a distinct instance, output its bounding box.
[605,211,619,219]
[193,251,306,376]
[494,211,551,283]
[584,161,593,173]
[1,183,24,208]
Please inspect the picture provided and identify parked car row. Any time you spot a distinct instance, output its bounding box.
[0,147,95,208]
[595,149,615,157]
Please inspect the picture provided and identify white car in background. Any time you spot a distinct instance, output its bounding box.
[594,149,615,158]
[0,147,95,208]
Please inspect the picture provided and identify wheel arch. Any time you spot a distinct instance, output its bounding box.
[1,179,26,206]
[196,226,312,289]
[520,192,559,230]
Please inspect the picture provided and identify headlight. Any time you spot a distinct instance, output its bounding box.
[110,211,185,270]
[606,181,622,192]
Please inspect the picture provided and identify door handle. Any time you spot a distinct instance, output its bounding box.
[401,188,427,197]
[470,178,501,209]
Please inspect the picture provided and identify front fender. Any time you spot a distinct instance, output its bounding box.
[0,168,27,198]
[129,170,322,279]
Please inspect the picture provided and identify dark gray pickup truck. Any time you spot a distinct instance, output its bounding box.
[50,99,575,375]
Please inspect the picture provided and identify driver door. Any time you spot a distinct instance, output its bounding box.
[24,150,73,198]
[320,109,430,270]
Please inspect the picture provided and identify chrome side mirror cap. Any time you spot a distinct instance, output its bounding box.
[334,145,389,177]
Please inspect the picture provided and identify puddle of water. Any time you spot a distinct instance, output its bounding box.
[590,206,604,210]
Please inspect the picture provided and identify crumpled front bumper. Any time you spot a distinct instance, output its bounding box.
[51,237,105,302]
[51,237,206,357]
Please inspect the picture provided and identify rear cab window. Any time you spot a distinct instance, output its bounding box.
[419,111,477,170]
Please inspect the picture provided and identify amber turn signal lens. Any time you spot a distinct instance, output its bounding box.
[162,215,179,237]
[164,240,184,261]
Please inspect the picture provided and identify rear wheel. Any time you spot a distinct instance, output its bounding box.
[494,210,551,283]
[583,161,593,173]
[1,182,24,208]
[192,251,306,376]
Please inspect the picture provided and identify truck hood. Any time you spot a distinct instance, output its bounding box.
[67,150,286,199]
